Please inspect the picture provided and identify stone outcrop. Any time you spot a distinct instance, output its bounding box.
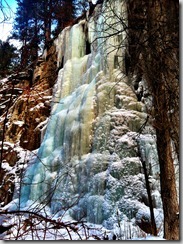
[0,45,57,206]
[0,45,57,151]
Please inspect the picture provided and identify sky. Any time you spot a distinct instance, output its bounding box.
[0,0,17,42]
[0,0,97,44]
[0,0,181,44]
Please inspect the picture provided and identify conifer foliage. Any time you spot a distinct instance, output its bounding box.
[12,0,78,68]
[0,40,18,78]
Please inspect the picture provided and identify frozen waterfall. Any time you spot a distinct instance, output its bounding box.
[13,0,161,228]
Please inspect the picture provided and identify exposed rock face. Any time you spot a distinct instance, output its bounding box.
[1,45,57,151]
[1,0,163,231]
[0,45,57,206]
[0,144,17,206]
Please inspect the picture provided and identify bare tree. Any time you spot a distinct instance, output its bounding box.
[127,0,179,240]
[0,0,179,240]
[0,0,14,23]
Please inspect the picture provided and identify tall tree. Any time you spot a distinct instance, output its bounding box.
[0,40,18,77]
[127,0,179,239]
[12,0,77,67]
[12,0,40,68]
[52,0,77,37]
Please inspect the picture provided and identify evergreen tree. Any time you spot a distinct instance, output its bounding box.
[75,0,89,16]
[52,0,77,37]
[12,0,77,67]
[0,40,19,78]
[12,0,40,68]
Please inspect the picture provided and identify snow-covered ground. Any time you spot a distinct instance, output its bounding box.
[0,140,164,241]
[0,204,165,240]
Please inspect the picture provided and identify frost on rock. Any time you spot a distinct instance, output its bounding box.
[136,206,164,235]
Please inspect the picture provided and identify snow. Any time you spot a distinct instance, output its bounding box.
[131,236,165,240]
[13,120,24,126]
[136,205,164,231]
[35,118,49,130]
[1,162,12,171]
[0,120,164,240]
[0,78,8,86]
[0,0,171,241]
[29,102,45,111]
[0,141,14,150]
[0,201,165,240]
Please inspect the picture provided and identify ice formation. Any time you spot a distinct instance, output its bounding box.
[13,0,162,229]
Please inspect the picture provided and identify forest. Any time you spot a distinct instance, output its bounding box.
[0,0,88,76]
[0,0,179,241]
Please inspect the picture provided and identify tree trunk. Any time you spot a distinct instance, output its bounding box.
[127,0,179,239]
[156,127,179,240]
[137,139,157,236]
[146,69,179,240]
